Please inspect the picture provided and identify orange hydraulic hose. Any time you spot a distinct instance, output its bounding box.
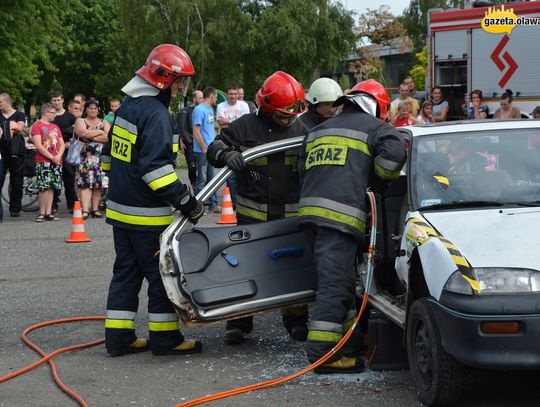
[176,292,370,407]
[0,316,105,407]
[176,192,379,407]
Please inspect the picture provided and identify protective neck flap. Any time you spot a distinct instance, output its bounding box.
[122,76,160,98]
[348,93,378,118]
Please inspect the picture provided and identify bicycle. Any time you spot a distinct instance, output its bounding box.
[1,175,39,212]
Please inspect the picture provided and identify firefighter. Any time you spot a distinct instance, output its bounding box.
[299,77,343,129]
[102,44,205,357]
[207,71,309,345]
[298,79,406,373]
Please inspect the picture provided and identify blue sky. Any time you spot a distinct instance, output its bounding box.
[343,0,411,17]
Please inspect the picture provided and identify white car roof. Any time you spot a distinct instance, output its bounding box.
[402,119,540,137]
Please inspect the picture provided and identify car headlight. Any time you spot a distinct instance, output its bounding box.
[444,271,474,295]
[444,268,540,295]
[474,267,540,294]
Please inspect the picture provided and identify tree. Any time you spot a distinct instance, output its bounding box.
[410,47,428,90]
[119,0,355,96]
[242,0,355,90]
[350,5,411,83]
[0,0,70,105]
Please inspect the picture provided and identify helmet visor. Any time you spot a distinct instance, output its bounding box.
[274,98,306,117]
[177,76,191,98]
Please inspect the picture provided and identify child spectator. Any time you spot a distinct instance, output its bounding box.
[393,101,418,127]
[30,103,65,222]
[416,101,436,124]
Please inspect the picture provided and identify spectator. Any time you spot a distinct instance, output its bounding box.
[0,92,26,217]
[30,103,65,222]
[192,87,219,213]
[74,99,110,219]
[404,76,425,105]
[51,91,78,213]
[494,89,521,119]
[74,93,86,109]
[393,101,419,127]
[531,106,540,119]
[216,85,250,129]
[430,86,449,122]
[238,87,257,113]
[389,83,419,123]
[465,89,489,120]
[416,100,436,124]
[68,99,82,118]
[177,90,202,187]
[104,98,121,125]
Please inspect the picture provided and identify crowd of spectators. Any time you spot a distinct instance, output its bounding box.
[0,92,120,223]
[390,77,539,128]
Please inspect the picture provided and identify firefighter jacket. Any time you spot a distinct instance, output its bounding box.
[298,108,327,131]
[102,94,184,231]
[298,108,406,241]
[207,111,307,223]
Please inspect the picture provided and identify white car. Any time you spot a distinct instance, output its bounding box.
[160,119,540,406]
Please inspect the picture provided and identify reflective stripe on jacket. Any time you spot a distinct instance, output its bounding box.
[298,109,406,241]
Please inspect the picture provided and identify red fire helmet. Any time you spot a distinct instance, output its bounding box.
[136,44,195,90]
[334,79,390,121]
[256,71,306,116]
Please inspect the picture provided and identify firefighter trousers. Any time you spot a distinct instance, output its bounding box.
[225,305,309,334]
[303,224,359,363]
[105,227,184,353]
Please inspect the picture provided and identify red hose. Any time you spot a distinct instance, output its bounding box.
[0,316,105,407]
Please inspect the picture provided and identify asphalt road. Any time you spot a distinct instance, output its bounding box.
[2,174,540,407]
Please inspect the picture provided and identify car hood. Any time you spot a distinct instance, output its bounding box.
[422,207,540,270]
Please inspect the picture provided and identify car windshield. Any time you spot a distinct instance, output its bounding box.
[410,129,540,209]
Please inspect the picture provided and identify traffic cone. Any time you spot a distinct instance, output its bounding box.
[217,187,237,225]
[65,201,92,243]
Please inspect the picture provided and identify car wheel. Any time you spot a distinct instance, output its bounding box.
[406,298,464,406]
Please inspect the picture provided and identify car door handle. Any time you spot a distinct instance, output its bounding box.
[268,246,304,260]
[228,229,251,241]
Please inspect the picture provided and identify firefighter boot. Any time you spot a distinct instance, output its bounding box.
[314,356,365,374]
[224,328,245,345]
[107,338,150,357]
[152,339,203,356]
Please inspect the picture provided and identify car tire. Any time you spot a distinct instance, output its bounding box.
[406,298,464,406]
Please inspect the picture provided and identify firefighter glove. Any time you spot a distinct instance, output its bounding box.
[173,191,204,224]
[186,200,205,224]
[224,150,246,171]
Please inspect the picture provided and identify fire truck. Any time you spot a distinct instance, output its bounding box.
[427,1,540,119]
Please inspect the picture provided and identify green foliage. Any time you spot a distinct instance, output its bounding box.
[0,0,70,105]
[410,47,428,90]
[338,75,351,92]
[3,0,355,111]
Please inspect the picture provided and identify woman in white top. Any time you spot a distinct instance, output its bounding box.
[416,101,436,124]
[431,86,449,122]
